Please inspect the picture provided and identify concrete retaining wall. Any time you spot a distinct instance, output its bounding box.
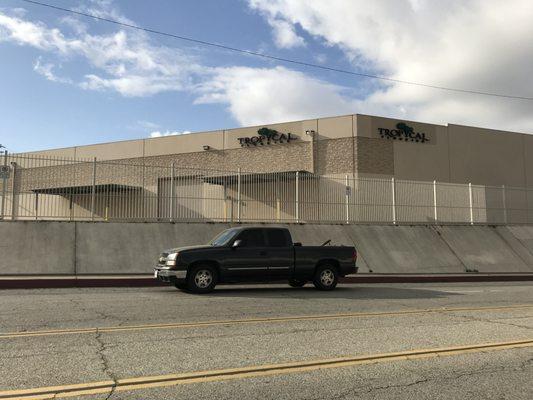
[1,221,533,275]
[0,221,75,274]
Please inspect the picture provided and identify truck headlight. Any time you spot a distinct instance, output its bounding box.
[166,253,178,266]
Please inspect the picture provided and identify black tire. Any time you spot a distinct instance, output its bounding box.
[186,264,218,294]
[174,281,188,291]
[312,264,338,291]
[288,279,307,288]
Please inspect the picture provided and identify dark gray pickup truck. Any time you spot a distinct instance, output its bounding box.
[154,227,357,293]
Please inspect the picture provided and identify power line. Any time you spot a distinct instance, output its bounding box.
[16,0,533,101]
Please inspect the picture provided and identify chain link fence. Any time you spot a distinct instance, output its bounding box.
[1,152,532,224]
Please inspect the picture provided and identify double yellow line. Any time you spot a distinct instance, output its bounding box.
[1,338,532,399]
[1,304,532,340]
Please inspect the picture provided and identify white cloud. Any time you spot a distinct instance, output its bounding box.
[313,53,327,64]
[196,66,356,125]
[249,1,305,49]
[247,0,533,133]
[3,1,533,135]
[0,8,202,97]
[33,57,72,83]
[267,18,305,49]
[149,130,191,138]
[137,120,160,130]
[0,12,70,52]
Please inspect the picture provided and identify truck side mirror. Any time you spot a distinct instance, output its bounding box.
[232,239,243,248]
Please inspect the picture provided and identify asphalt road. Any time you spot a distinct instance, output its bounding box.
[0,282,532,399]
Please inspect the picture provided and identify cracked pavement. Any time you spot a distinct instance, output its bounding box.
[0,282,532,399]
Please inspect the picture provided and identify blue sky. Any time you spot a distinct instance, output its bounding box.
[1,0,533,153]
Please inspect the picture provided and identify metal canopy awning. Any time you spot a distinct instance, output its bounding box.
[202,170,314,186]
[32,184,142,195]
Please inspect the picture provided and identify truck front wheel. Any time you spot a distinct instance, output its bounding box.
[313,264,338,291]
[187,265,218,294]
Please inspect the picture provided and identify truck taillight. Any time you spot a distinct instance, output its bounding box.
[352,250,357,262]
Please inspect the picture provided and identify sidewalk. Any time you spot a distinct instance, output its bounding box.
[1,273,532,289]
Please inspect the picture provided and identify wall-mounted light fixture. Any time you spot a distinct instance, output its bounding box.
[202,145,211,151]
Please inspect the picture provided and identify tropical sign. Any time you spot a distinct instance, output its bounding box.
[377,122,429,143]
[238,127,296,147]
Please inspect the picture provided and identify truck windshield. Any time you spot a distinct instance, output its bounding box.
[209,229,239,247]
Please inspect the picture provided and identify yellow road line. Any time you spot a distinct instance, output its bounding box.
[1,338,532,399]
[1,304,532,340]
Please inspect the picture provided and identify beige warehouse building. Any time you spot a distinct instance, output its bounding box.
[3,113,533,224]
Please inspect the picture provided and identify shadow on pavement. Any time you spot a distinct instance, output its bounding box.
[159,285,462,300]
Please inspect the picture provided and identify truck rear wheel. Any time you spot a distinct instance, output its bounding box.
[187,264,218,294]
[288,279,307,288]
[313,264,338,291]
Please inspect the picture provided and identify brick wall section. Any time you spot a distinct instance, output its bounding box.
[138,141,313,174]
[315,137,354,175]
[10,141,314,191]
[355,137,394,175]
[9,138,397,191]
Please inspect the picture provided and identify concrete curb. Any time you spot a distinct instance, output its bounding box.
[1,274,532,289]
[0,276,163,289]
[342,274,533,283]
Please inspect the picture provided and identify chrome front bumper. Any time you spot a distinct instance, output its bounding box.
[154,267,187,281]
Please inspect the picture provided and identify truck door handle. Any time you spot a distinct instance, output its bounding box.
[259,251,268,256]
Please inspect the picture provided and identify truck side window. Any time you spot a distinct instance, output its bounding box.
[266,230,289,247]
[237,230,266,247]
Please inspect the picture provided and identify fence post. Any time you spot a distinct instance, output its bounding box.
[0,150,7,220]
[170,162,175,222]
[35,193,39,220]
[91,157,96,221]
[468,182,474,225]
[141,159,146,221]
[237,168,241,222]
[295,171,299,223]
[391,177,397,225]
[345,174,350,224]
[230,195,234,223]
[433,180,438,223]
[502,185,507,224]
[10,162,17,220]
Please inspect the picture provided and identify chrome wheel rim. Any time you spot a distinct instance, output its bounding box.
[194,269,213,289]
[320,269,335,286]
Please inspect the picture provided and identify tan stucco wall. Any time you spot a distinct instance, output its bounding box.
[16,113,533,187]
[448,124,526,187]
[23,147,77,159]
[524,135,533,188]
[144,130,224,156]
[317,115,353,140]
[75,139,145,160]
[355,114,446,180]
